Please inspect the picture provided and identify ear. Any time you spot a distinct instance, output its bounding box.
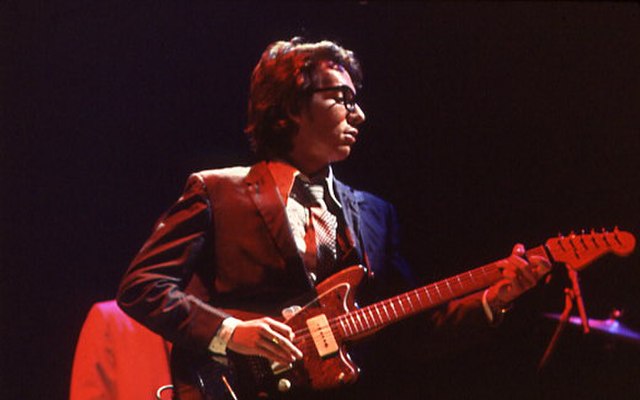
[287,104,304,125]
[288,110,301,124]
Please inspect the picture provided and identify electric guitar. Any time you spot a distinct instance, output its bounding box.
[172,228,635,399]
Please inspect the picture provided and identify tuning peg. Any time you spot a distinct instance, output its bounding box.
[587,229,600,248]
[556,232,567,252]
[613,227,624,246]
[579,233,588,249]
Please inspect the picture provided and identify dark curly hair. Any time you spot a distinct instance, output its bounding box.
[244,38,362,160]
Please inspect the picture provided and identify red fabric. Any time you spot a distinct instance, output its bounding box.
[70,300,172,400]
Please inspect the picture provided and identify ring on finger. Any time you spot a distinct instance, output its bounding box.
[271,336,280,345]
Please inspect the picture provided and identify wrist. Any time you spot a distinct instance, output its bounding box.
[208,317,241,355]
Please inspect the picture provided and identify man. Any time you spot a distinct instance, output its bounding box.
[117,38,548,399]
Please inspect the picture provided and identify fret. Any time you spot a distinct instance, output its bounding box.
[364,311,372,328]
[389,301,398,319]
[360,309,375,329]
[345,317,354,336]
[456,274,463,289]
[416,290,424,307]
[356,312,364,330]
[405,293,414,310]
[339,317,350,336]
[368,308,376,326]
[374,304,384,323]
[425,287,433,304]
[349,314,359,333]
[382,303,391,320]
[357,310,367,328]
[434,283,442,300]
[468,270,476,285]
[445,280,454,296]
[398,297,406,314]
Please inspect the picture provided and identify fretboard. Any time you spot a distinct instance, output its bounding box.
[332,247,544,340]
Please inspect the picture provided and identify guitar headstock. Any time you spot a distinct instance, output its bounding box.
[545,227,636,270]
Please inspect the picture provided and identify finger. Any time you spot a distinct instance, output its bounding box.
[512,243,525,257]
[528,255,551,276]
[494,280,514,303]
[499,259,524,279]
[263,317,295,340]
[257,338,296,364]
[498,253,527,276]
[519,265,539,286]
[501,266,516,280]
[260,329,303,360]
[514,271,534,291]
[508,253,529,268]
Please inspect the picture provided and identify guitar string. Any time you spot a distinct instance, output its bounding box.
[289,264,502,346]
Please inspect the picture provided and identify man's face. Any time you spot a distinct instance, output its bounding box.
[288,61,365,175]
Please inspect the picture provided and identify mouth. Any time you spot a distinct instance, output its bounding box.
[344,130,358,144]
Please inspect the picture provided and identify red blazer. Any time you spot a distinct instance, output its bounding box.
[70,300,172,400]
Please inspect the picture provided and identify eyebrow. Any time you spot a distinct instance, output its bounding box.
[313,85,355,95]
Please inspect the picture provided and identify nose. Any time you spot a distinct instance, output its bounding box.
[348,103,366,126]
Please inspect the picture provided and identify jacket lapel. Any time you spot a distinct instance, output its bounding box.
[333,179,367,270]
[245,162,313,290]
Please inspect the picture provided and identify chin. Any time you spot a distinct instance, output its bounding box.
[331,148,352,163]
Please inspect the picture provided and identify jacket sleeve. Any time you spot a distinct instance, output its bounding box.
[117,173,230,352]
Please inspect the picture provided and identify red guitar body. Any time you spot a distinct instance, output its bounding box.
[171,266,368,399]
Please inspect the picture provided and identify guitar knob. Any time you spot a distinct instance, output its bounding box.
[281,305,301,319]
[277,378,292,392]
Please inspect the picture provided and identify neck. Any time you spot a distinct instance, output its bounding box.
[282,156,330,179]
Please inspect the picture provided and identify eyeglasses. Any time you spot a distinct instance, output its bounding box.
[311,85,358,113]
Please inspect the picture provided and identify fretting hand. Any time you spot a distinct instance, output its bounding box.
[486,243,551,308]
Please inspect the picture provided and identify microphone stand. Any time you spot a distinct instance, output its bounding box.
[567,268,590,334]
[538,265,590,371]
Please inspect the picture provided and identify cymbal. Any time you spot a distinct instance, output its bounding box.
[543,313,640,343]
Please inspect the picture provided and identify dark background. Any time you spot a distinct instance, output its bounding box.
[3,2,640,399]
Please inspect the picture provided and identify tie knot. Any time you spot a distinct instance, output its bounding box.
[307,184,324,205]
[293,176,326,208]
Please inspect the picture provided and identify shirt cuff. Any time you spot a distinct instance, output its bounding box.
[208,317,242,355]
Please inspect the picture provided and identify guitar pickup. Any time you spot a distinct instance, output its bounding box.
[306,314,339,358]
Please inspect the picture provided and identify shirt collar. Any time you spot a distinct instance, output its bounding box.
[266,161,342,209]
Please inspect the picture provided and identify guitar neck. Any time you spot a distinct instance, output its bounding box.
[336,245,548,340]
